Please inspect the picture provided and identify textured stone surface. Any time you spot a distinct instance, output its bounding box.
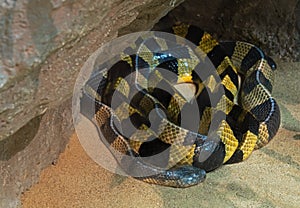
[0,98,73,208]
[0,0,182,141]
[153,0,300,61]
[0,0,183,207]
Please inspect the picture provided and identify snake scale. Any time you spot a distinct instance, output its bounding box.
[80,23,281,188]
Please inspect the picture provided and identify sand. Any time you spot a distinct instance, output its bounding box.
[21,61,300,208]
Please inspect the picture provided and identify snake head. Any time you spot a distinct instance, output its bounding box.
[265,56,277,70]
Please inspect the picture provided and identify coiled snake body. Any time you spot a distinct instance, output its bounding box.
[80,24,280,187]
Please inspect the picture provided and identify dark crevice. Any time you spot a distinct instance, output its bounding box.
[0,114,44,161]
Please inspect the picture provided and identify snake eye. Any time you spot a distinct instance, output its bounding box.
[155,59,179,83]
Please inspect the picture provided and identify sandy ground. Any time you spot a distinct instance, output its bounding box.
[21,61,300,208]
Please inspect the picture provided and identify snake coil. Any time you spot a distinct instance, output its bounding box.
[80,24,280,187]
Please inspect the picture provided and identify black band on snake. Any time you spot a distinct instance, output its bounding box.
[80,23,281,188]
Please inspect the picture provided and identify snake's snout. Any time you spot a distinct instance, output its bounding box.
[173,166,206,187]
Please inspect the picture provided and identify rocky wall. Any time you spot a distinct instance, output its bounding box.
[152,0,300,61]
[0,0,182,207]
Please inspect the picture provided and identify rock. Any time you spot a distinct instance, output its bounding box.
[153,0,300,61]
[0,0,183,142]
[0,0,183,207]
[0,98,73,208]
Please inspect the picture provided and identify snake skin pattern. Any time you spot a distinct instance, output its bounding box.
[80,23,281,187]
